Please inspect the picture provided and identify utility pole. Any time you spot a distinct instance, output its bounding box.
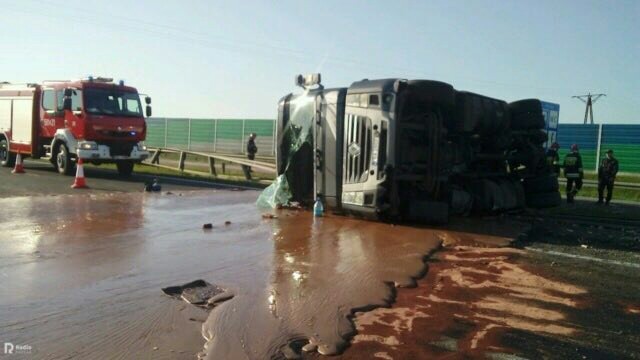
[572,93,606,124]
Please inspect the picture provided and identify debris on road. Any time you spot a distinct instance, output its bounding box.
[162,280,233,309]
[203,223,213,230]
[262,213,278,219]
[224,221,232,226]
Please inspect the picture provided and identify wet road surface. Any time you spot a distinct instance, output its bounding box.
[2,180,639,359]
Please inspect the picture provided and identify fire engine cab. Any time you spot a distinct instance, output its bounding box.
[0,77,150,176]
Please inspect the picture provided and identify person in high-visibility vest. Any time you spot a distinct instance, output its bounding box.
[545,142,561,175]
[563,144,583,203]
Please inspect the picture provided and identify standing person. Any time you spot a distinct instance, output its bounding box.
[243,133,258,180]
[563,144,583,203]
[546,142,561,175]
[598,149,619,205]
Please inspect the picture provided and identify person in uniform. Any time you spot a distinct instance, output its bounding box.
[563,144,583,203]
[597,149,619,205]
[545,142,561,175]
[243,133,258,180]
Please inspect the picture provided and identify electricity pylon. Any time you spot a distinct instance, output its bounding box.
[572,93,606,124]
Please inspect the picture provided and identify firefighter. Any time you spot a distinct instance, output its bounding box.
[545,142,561,175]
[243,133,258,180]
[563,144,583,203]
[597,149,619,205]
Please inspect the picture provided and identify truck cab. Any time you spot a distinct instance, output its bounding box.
[276,74,556,223]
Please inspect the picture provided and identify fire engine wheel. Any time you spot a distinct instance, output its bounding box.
[0,139,16,167]
[116,161,134,177]
[56,144,76,176]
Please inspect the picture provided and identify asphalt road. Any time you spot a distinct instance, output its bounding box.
[0,160,236,197]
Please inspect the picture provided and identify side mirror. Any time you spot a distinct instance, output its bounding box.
[63,98,72,111]
[145,96,152,105]
[63,88,73,97]
[145,105,152,117]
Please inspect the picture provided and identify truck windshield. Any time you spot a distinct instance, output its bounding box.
[84,88,142,117]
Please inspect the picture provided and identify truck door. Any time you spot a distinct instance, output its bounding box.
[313,89,345,208]
[40,88,58,138]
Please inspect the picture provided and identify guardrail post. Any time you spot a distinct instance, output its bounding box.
[209,157,217,176]
[179,151,186,171]
[595,123,603,172]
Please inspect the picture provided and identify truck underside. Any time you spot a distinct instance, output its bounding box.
[274,77,559,223]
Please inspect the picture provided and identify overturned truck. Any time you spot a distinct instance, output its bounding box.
[271,74,559,223]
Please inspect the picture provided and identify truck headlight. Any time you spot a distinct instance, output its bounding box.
[138,144,148,151]
[79,142,98,150]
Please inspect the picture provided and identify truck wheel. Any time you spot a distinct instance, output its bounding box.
[523,174,559,193]
[56,144,76,176]
[407,80,456,106]
[0,138,16,167]
[511,112,545,130]
[116,161,134,177]
[508,99,542,115]
[526,190,561,208]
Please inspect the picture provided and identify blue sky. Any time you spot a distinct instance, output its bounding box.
[1,0,638,123]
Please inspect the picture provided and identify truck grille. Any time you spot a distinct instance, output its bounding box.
[99,141,135,156]
[344,114,372,184]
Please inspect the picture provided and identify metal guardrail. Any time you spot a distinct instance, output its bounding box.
[558,178,640,190]
[143,147,276,179]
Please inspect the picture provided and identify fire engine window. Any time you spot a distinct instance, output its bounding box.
[71,90,83,111]
[56,90,64,110]
[42,90,55,111]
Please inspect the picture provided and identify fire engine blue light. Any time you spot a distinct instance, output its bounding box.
[130,131,137,136]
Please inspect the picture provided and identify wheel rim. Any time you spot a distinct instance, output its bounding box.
[57,147,66,170]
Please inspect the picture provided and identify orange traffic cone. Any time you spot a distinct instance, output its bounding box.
[12,153,25,174]
[71,158,88,189]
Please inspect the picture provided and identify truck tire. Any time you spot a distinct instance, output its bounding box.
[0,138,16,168]
[511,112,545,130]
[523,174,559,193]
[116,161,135,177]
[407,80,455,106]
[526,190,561,208]
[56,143,75,176]
[508,99,542,115]
[527,129,548,145]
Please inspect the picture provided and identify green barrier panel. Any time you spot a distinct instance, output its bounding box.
[145,118,166,147]
[166,118,189,148]
[244,119,274,137]
[216,119,243,140]
[189,119,216,152]
[599,144,640,173]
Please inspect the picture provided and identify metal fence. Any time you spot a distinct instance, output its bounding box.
[145,118,276,156]
[557,124,640,174]
[145,119,640,174]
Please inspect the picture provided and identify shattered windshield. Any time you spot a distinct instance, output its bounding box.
[84,88,143,117]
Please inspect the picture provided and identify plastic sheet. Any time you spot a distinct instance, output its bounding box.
[257,92,316,209]
[256,174,293,209]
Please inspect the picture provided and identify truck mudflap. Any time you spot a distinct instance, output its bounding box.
[76,142,149,161]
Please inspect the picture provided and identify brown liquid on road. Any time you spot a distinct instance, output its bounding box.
[0,190,533,359]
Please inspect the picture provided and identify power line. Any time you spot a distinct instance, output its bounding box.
[572,92,606,124]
